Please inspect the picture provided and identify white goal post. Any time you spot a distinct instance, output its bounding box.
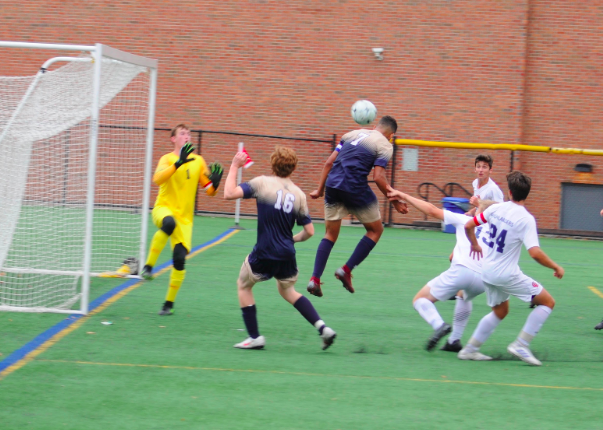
[0,42,158,314]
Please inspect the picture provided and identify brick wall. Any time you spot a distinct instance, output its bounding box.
[1,0,602,229]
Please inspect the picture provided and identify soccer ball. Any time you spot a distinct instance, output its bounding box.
[351,100,377,125]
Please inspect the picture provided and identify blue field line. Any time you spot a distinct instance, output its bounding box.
[0,228,236,374]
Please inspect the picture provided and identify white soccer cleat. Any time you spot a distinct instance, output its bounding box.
[234,335,266,350]
[507,341,541,366]
[320,327,337,350]
[457,348,492,361]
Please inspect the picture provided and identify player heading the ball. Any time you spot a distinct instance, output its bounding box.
[141,124,223,316]
[307,116,408,297]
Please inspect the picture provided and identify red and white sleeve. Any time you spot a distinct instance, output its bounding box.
[473,212,487,226]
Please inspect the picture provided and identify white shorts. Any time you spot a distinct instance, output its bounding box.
[427,265,485,302]
[483,274,543,307]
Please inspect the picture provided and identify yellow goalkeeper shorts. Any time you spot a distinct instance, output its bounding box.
[151,206,193,252]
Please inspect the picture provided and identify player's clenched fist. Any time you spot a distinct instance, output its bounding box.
[393,200,409,214]
[309,189,323,199]
[231,152,248,168]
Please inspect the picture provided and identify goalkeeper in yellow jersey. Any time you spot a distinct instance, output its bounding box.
[141,124,223,315]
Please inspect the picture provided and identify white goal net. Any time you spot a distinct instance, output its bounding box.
[0,43,157,314]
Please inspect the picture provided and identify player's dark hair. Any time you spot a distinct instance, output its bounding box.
[507,171,531,201]
[171,123,190,138]
[475,154,493,169]
[377,116,398,134]
[271,146,298,178]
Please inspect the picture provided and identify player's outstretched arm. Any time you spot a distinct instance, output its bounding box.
[293,223,314,243]
[528,247,564,279]
[387,187,443,221]
[464,218,483,260]
[310,150,338,199]
[223,153,248,200]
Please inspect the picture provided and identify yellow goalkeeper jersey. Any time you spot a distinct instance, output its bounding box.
[153,152,216,224]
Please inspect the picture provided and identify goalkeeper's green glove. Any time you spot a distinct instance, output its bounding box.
[174,142,195,169]
[208,162,224,189]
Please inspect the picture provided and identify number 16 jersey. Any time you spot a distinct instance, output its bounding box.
[474,201,540,286]
[240,175,312,261]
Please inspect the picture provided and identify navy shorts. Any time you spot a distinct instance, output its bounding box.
[248,253,298,280]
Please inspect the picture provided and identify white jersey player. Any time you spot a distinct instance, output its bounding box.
[467,154,504,216]
[460,171,564,366]
[386,186,495,352]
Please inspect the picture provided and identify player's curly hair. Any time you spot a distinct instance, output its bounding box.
[271,146,298,178]
[171,123,190,138]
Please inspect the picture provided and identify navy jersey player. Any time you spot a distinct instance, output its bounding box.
[307,116,408,297]
[224,146,336,350]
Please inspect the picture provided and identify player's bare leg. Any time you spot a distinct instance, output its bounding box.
[235,267,265,349]
[508,288,555,366]
[279,282,336,350]
[412,286,451,351]
[335,219,383,293]
[458,301,509,361]
[308,220,342,297]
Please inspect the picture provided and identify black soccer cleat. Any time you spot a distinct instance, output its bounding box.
[158,301,174,316]
[440,339,463,353]
[141,265,154,281]
[595,320,603,330]
[426,323,452,351]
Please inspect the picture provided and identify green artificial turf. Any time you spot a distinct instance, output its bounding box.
[2,216,603,429]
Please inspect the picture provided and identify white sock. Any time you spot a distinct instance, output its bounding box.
[470,312,502,346]
[413,298,444,330]
[518,305,552,346]
[449,296,472,343]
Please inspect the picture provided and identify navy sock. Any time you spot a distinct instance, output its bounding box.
[293,296,322,329]
[312,238,334,279]
[345,235,377,271]
[241,305,259,339]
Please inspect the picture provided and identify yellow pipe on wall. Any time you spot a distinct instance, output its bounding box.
[394,139,603,156]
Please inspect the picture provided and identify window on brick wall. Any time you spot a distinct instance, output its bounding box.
[561,183,603,232]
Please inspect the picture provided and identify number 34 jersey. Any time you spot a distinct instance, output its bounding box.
[474,201,540,286]
[240,175,312,261]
